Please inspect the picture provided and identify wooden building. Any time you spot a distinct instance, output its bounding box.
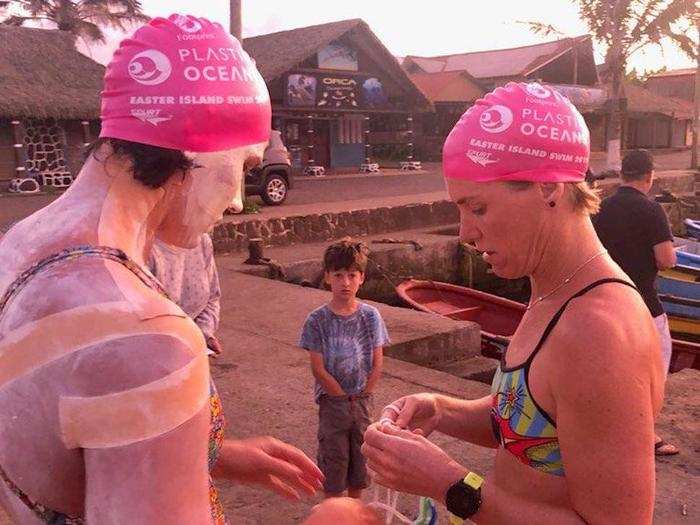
[0,25,104,187]
[646,68,696,102]
[402,36,599,157]
[407,71,485,160]
[244,19,430,169]
[403,35,599,90]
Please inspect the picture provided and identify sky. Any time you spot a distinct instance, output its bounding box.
[34,0,700,73]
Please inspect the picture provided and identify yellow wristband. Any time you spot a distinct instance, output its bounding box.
[464,471,484,490]
[447,472,484,523]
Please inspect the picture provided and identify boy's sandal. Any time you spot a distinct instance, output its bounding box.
[654,440,680,456]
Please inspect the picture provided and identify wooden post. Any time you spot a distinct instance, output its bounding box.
[406,115,414,162]
[572,38,579,86]
[307,114,315,166]
[692,19,699,169]
[81,121,91,148]
[229,0,242,39]
[364,115,371,163]
[245,238,265,263]
[10,120,26,179]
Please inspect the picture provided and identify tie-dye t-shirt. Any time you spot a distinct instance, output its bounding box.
[300,303,390,402]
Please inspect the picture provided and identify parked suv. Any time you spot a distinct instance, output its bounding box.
[245,130,292,205]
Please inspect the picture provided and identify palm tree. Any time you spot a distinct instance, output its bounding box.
[527,0,697,169]
[229,0,241,39]
[0,0,149,43]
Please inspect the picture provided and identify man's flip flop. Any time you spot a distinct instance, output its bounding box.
[654,440,680,456]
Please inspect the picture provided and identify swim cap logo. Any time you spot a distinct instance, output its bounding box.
[172,15,203,33]
[128,50,172,86]
[525,83,551,99]
[479,105,513,134]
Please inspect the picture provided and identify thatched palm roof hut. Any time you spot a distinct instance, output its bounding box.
[0,25,105,184]
[0,25,105,119]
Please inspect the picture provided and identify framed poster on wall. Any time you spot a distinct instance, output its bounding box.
[287,74,318,107]
[318,43,358,71]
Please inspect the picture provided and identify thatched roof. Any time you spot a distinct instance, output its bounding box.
[404,35,596,83]
[549,82,693,119]
[244,19,362,81]
[408,71,484,103]
[244,19,429,108]
[0,25,105,119]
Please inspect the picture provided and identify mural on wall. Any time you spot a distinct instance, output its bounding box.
[317,43,358,71]
[362,77,388,107]
[287,74,318,107]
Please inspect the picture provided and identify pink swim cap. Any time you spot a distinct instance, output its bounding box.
[100,14,271,152]
[443,82,589,183]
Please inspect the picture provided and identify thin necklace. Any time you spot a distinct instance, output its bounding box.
[527,249,608,310]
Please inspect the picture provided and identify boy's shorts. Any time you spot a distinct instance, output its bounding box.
[317,392,373,494]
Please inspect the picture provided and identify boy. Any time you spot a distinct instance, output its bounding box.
[299,239,389,499]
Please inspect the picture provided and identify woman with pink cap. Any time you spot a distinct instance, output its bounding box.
[0,15,324,523]
[362,83,664,523]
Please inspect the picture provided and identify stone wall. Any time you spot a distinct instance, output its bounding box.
[212,200,459,253]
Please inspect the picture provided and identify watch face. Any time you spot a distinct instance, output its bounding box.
[446,480,481,520]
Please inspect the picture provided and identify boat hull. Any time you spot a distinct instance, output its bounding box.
[684,219,700,241]
[674,237,700,269]
[396,279,525,356]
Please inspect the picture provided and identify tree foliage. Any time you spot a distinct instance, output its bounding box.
[0,0,149,42]
[523,0,697,73]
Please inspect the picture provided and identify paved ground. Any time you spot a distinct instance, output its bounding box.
[0,245,696,524]
[210,270,698,524]
[1,148,694,232]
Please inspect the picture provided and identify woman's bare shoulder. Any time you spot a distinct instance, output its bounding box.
[549,281,657,374]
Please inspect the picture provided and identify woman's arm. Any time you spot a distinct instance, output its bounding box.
[434,394,498,448]
[212,437,324,500]
[85,407,212,523]
[194,234,221,338]
[76,333,213,523]
[546,303,657,524]
[363,425,587,524]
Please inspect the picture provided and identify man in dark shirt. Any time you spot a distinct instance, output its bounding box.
[592,149,678,455]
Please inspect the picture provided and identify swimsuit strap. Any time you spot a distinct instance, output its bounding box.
[524,278,638,369]
[0,245,168,320]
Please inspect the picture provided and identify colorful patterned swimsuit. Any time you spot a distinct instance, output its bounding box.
[0,246,227,524]
[490,278,636,477]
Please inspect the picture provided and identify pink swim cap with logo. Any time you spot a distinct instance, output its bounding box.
[100,14,271,152]
[443,82,589,183]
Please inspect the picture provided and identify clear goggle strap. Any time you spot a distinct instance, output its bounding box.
[369,486,437,525]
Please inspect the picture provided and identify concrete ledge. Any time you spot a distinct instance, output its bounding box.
[212,200,458,253]
[435,355,500,384]
[219,272,481,366]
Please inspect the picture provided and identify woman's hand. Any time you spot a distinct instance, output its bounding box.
[380,394,442,436]
[303,498,381,525]
[214,437,324,500]
[362,423,467,502]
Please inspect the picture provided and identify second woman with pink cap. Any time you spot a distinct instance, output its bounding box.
[362,82,664,523]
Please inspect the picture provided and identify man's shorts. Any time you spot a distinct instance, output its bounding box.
[317,393,373,493]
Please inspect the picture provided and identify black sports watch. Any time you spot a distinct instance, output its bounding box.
[445,472,484,521]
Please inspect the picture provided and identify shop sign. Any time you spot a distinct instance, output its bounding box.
[286,73,388,109]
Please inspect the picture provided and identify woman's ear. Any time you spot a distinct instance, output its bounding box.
[538,182,565,208]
